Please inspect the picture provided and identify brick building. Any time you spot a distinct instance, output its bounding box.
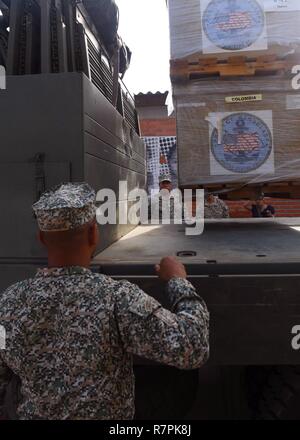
[135,91,176,137]
[135,92,177,191]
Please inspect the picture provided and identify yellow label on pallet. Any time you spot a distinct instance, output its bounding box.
[225,94,263,104]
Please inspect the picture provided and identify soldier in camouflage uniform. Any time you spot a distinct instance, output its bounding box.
[159,174,173,193]
[148,175,178,223]
[0,182,209,420]
[204,193,229,219]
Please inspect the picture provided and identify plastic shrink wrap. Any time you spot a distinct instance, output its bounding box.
[168,0,300,61]
[173,77,300,188]
[168,0,300,193]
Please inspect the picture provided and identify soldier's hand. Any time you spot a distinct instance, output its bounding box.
[155,257,187,281]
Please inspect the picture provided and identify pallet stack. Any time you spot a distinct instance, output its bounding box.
[168,0,300,198]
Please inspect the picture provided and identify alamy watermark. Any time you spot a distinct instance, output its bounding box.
[0,65,6,90]
[95,182,205,236]
[0,325,6,350]
[291,325,300,351]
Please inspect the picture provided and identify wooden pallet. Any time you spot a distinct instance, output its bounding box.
[171,54,297,81]
[180,180,300,200]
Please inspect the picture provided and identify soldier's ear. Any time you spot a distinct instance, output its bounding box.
[38,230,46,246]
[88,222,99,247]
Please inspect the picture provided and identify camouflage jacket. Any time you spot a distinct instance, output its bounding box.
[0,267,209,420]
[204,198,229,219]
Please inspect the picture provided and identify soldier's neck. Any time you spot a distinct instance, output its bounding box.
[47,251,92,269]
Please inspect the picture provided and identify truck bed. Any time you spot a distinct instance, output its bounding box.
[94,219,300,365]
[94,218,300,274]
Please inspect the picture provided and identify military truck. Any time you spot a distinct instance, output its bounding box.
[1,0,300,421]
[0,0,145,274]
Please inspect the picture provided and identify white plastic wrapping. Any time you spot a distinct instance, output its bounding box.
[168,0,300,61]
[173,76,300,187]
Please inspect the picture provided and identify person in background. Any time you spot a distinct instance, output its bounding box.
[204,192,230,219]
[245,195,275,218]
[159,174,172,192]
[148,174,175,222]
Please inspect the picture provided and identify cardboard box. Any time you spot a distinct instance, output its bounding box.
[169,0,300,61]
[174,77,300,187]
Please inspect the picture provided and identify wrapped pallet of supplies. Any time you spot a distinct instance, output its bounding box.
[173,77,300,188]
[168,0,300,62]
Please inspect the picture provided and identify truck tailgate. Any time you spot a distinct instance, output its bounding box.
[94,219,300,365]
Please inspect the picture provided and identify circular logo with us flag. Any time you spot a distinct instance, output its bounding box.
[202,0,265,51]
[211,113,272,174]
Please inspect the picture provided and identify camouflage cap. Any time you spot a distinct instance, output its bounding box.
[159,174,172,184]
[32,182,96,232]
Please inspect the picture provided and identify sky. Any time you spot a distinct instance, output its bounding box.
[116,0,171,95]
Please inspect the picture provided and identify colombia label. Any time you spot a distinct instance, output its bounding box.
[211,112,273,174]
[202,0,266,51]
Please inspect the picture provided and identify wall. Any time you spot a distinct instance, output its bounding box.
[228,198,300,218]
[139,118,176,137]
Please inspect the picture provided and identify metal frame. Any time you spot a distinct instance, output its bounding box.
[3,0,140,132]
